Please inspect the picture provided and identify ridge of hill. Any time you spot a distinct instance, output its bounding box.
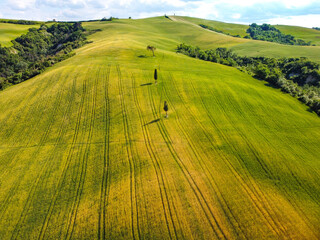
[0,16,319,239]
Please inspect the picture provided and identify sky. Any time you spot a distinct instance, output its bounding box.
[0,0,319,28]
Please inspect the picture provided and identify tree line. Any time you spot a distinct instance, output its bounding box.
[176,43,320,115]
[0,19,41,25]
[0,22,88,90]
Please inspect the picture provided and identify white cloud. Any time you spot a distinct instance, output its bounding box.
[162,0,187,7]
[189,2,219,19]
[217,0,317,8]
[8,0,36,10]
[1,0,319,28]
[267,14,320,27]
[232,13,241,19]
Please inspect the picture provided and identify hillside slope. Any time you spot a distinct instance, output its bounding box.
[0,22,40,47]
[0,17,319,239]
[276,25,320,46]
[174,16,320,46]
[171,16,320,61]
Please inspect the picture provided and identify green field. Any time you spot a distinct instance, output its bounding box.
[0,23,40,47]
[0,17,319,239]
[171,16,249,37]
[276,25,320,46]
[176,16,320,46]
[172,16,320,60]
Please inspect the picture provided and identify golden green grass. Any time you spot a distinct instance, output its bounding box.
[171,16,249,37]
[0,23,40,47]
[276,25,320,46]
[173,16,320,62]
[0,17,319,239]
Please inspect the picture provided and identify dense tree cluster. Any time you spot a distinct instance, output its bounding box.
[246,23,311,46]
[176,43,320,115]
[0,22,87,90]
[313,27,320,31]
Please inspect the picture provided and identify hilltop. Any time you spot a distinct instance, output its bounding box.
[0,16,319,239]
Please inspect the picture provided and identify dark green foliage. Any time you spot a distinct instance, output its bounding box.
[247,23,311,46]
[154,69,158,80]
[0,19,41,25]
[0,22,87,90]
[147,45,156,56]
[164,101,168,112]
[176,43,320,115]
[312,27,320,31]
[101,17,118,21]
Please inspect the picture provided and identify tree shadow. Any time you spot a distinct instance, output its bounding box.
[140,83,152,86]
[138,55,147,58]
[144,118,160,126]
[307,108,314,113]
[264,83,280,89]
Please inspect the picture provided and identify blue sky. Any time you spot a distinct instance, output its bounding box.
[0,0,319,27]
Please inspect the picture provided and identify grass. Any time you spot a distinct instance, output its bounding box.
[176,16,320,47]
[276,25,320,46]
[171,16,249,37]
[173,16,320,62]
[0,17,319,239]
[0,23,39,47]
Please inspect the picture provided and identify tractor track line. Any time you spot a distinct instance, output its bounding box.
[6,71,63,147]
[10,69,69,240]
[227,86,320,236]
[98,64,111,240]
[0,71,63,182]
[189,79,288,238]
[158,74,229,239]
[208,80,317,238]
[37,66,91,240]
[147,78,226,240]
[0,71,52,141]
[0,70,74,223]
[37,71,79,240]
[168,73,251,239]
[132,73,178,240]
[117,64,140,240]
[164,72,247,239]
[65,67,100,240]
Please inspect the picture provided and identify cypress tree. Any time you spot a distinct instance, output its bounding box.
[164,101,168,118]
[154,69,158,84]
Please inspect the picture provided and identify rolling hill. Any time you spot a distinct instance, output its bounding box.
[170,16,320,62]
[0,16,319,239]
[174,16,320,46]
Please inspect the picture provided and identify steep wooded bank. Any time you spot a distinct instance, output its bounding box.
[0,22,88,90]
